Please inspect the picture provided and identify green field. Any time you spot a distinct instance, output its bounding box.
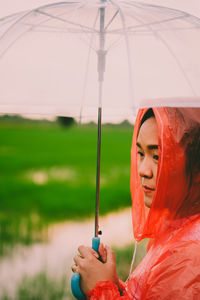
[0,118,134,253]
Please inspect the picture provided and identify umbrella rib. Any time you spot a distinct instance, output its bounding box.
[0,10,30,41]
[0,10,34,58]
[105,14,194,34]
[155,33,197,96]
[0,9,84,58]
[110,0,135,109]
[123,1,200,31]
[104,10,119,31]
[106,26,200,35]
[0,10,29,24]
[45,3,100,48]
[35,6,100,46]
[36,8,98,33]
[127,6,197,96]
[17,3,96,35]
[0,5,83,56]
[20,4,98,49]
[129,25,200,33]
[0,4,97,56]
[128,15,195,31]
[132,0,200,23]
[102,2,126,52]
[20,21,95,34]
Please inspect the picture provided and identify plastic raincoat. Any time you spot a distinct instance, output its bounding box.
[87,107,200,299]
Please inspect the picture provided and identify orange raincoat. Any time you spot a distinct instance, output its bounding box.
[87,107,200,299]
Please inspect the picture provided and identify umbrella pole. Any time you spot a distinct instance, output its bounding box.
[71,5,106,296]
[95,105,102,238]
[95,5,106,239]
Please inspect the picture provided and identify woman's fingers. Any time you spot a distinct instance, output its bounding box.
[91,248,99,258]
[72,244,101,278]
[78,245,99,259]
[73,254,83,266]
[73,246,99,270]
[105,245,115,264]
[71,264,78,273]
[99,243,107,263]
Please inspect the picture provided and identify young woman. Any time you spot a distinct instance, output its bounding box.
[72,107,200,299]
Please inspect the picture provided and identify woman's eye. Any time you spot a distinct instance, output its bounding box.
[138,151,144,157]
[153,154,159,161]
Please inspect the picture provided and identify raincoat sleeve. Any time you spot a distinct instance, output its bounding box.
[143,241,200,299]
[87,280,132,300]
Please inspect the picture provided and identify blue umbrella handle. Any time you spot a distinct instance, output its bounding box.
[92,236,100,252]
[71,237,100,300]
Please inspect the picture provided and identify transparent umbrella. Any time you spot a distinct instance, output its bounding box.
[0,1,200,298]
[0,0,200,119]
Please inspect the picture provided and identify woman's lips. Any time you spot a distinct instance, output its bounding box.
[142,185,155,194]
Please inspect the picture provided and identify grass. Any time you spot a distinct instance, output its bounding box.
[1,272,68,300]
[0,118,134,254]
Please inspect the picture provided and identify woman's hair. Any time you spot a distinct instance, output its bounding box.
[176,124,200,217]
[140,108,155,127]
[181,125,200,181]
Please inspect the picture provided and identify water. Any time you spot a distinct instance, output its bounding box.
[0,208,133,298]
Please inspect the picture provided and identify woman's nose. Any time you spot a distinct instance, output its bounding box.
[138,157,153,179]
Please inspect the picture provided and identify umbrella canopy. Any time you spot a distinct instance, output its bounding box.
[0,0,200,122]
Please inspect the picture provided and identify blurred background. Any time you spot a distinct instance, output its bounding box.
[0,115,148,300]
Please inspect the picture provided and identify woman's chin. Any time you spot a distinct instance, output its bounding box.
[144,196,152,208]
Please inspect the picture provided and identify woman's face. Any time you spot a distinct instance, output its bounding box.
[136,117,159,208]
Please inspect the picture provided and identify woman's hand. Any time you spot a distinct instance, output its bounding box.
[72,244,119,294]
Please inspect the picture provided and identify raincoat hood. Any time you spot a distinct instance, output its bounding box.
[131,106,200,242]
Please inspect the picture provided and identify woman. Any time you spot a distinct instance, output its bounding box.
[72,107,200,299]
